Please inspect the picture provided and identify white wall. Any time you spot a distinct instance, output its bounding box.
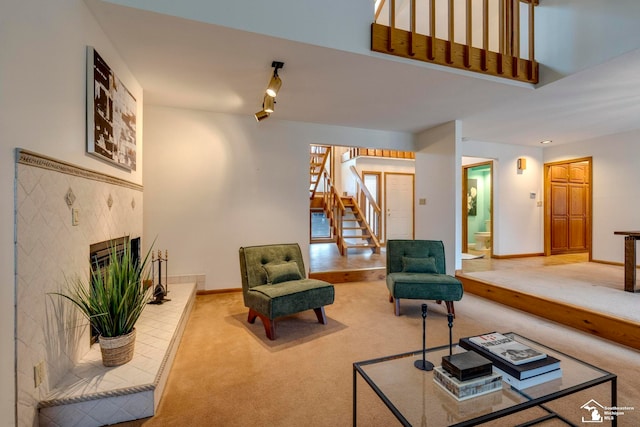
[143,106,412,291]
[1,1,142,423]
[544,129,640,264]
[460,139,544,257]
[414,121,460,273]
[104,0,374,55]
[536,0,640,84]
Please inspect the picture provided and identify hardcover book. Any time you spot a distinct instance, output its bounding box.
[493,366,563,390]
[433,366,502,401]
[468,332,546,365]
[459,334,561,380]
[442,351,492,381]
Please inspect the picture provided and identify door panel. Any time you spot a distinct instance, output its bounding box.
[385,173,414,241]
[551,218,568,251]
[568,184,587,251]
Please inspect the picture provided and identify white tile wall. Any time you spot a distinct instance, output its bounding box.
[16,150,146,426]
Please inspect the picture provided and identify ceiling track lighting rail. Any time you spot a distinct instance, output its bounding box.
[255,61,284,122]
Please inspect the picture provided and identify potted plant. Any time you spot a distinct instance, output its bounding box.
[53,241,153,366]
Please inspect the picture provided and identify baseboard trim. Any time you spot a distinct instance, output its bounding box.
[310,267,386,283]
[197,288,242,295]
[457,273,640,351]
[491,252,544,259]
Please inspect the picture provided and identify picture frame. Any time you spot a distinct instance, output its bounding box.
[467,179,477,216]
[86,46,137,170]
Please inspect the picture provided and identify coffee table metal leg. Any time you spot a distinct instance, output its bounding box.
[353,367,357,427]
[612,376,618,427]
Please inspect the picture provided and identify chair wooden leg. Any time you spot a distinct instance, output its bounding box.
[248,309,276,340]
[247,308,258,324]
[314,307,327,324]
[389,293,394,303]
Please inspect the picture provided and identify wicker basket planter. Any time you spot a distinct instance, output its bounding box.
[99,328,136,367]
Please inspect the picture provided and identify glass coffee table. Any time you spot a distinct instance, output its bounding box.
[353,332,617,426]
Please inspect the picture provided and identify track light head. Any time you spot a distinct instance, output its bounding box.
[254,110,270,122]
[266,61,284,97]
[263,95,275,113]
[266,75,282,97]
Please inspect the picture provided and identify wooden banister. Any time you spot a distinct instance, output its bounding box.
[349,166,382,244]
[372,0,538,84]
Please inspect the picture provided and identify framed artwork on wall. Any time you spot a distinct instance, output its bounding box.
[467,179,477,216]
[86,46,137,170]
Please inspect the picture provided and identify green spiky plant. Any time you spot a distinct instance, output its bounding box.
[54,241,153,338]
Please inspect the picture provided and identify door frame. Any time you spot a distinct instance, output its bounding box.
[544,157,593,258]
[462,161,493,255]
[384,172,415,242]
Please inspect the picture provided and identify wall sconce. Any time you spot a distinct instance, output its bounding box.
[517,158,527,171]
[255,61,284,122]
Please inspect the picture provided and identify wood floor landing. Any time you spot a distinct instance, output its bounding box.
[309,245,639,351]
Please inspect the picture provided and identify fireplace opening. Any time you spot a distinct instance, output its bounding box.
[89,236,140,344]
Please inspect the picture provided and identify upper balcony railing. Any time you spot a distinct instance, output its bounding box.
[373,0,538,84]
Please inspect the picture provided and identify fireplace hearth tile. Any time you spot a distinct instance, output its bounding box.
[39,282,196,426]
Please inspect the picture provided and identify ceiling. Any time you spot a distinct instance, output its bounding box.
[86,1,640,147]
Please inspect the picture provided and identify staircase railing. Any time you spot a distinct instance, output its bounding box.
[317,167,348,254]
[372,0,538,84]
[310,146,330,199]
[349,166,382,243]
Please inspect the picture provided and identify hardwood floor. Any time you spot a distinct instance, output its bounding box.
[309,242,386,282]
[309,242,385,271]
[308,242,588,275]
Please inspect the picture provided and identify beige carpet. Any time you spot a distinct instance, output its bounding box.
[118,281,640,426]
[464,262,640,323]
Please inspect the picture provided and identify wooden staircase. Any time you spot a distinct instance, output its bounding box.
[339,196,380,254]
[309,145,380,256]
[309,145,328,199]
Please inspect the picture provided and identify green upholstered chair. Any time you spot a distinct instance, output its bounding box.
[239,243,335,340]
[386,239,463,316]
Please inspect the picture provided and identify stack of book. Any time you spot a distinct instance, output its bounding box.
[459,332,562,390]
[433,350,502,400]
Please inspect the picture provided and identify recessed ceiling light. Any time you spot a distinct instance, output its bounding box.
[540,140,552,144]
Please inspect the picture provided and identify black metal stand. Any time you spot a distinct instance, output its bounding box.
[414,304,434,371]
[149,249,171,305]
[447,312,454,355]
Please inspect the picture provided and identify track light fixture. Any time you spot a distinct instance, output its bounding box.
[255,61,284,122]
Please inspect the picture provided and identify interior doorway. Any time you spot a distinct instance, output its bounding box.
[544,157,592,256]
[462,160,493,256]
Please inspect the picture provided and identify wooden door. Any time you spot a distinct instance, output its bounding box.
[547,161,590,254]
[385,173,414,241]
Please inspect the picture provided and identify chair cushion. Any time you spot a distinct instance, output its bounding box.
[387,272,463,301]
[263,261,302,284]
[246,279,335,319]
[402,256,437,273]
